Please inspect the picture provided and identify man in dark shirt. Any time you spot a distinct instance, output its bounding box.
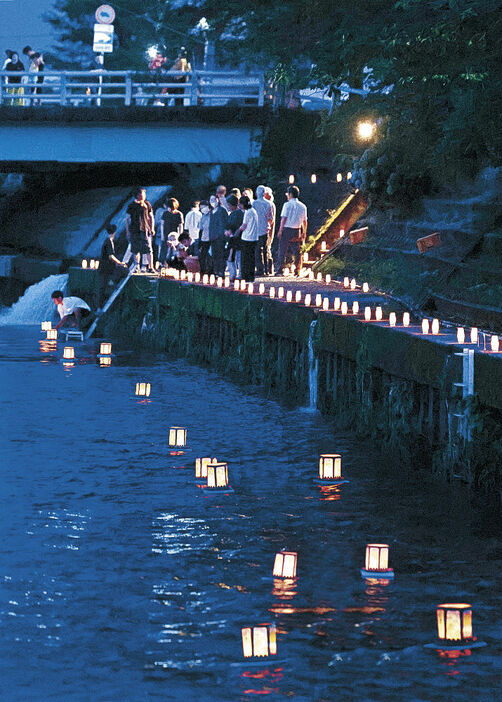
[224,194,243,281]
[97,224,129,309]
[209,195,228,277]
[160,197,184,264]
[126,188,155,273]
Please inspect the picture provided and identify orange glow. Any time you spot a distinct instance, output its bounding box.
[319,454,342,480]
[365,544,389,571]
[46,329,58,341]
[99,356,111,366]
[437,603,473,642]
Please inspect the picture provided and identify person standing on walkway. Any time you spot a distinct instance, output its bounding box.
[236,195,259,283]
[198,200,212,274]
[253,185,274,276]
[160,198,184,264]
[264,186,276,275]
[225,194,243,282]
[97,224,129,310]
[209,194,228,277]
[215,184,230,212]
[184,201,202,254]
[276,185,308,275]
[126,188,155,273]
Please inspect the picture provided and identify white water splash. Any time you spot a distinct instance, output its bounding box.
[0,274,68,325]
[307,319,318,411]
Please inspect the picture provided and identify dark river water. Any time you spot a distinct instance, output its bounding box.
[0,326,501,701]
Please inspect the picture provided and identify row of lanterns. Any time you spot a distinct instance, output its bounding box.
[81,259,100,269]
[287,172,352,185]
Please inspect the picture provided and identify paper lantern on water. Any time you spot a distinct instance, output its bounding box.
[347,171,352,180]
[63,346,75,360]
[311,173,317,184]
[224,277,230,288]
[432,319,440,335]
[240,280,247,292]
[436,604,473,644]
[209,274,215,285]
[206,461,228,489]
[135,382,151,397]
[295,291,302,303]
[100,342,112,355]
[364,306,371,321]
[350,278,356,291]
[195,272,201,283]
[41,321,52,331]
[217,277,223,288]
[336,173,342,183]
[288,174,295,184]
[343,277,349,288]
[305,294,311,306]
[286,290,292,303]
[234,280,240,291]
[169,427,187,448]
[269,287,276,299]
[317,273,322,282]
[89,259,95,270]
[322,297,329,311]
[317,453,346,484]
[273,551,297,578]
[278,286,284,299]
[403,312,410,327]
[187,272,194,282]
[181,270,186,280]
[341,301,348,315]
[422,319,430,335]
[46,329,58,340]
[389,312,396,327]
[375,306,383,321]
[361,544,394,579]
[308,270,315,281]
[94,261,100,270]
[202,274,209,285]
[195,456,215,480]
[242,623,277,659]
[321,241,327,252]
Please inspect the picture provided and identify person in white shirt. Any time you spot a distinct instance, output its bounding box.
[236,195,259,282]
[51,291,91,330]
[184,201,202,245]
[253,185,274,276]
[276,185,308,275]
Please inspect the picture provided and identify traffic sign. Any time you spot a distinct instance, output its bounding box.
[95,4,115,24]
[93,23,114,53]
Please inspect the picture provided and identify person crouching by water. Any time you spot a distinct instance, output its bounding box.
[97,224,129,311]
[51,291,91,330]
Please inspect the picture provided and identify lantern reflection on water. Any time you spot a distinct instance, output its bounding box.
[242,624,277,659]
[273,551,297,579]
[99,356,112,367]
[315,453,347,485]
[169,427,187,448]
[360,543,394,579]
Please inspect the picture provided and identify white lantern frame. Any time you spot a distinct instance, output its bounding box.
[360,543,394,579]
[273,551,298,579]
[241,623,277,660]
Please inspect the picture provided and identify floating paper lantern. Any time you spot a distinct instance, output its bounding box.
[491,335,500,352]
[470,327,478,344]
[41,321,52,331]
[352,301,359,315]
[195,456,215,480]
[278,286,284,299]
[350,278,356,290]
[46,329,58,340]
[284,266,290,276]
[403,312,410,327]
[188,271,194,282]
[341,301,348,315]
[389,312,396,327]
[174,270,180,280]
[375,306,383,321]
[242,624,277,659]
[305,294,311,306]
[81,259,88,269]
[240,280,247,292]
[289,174,295,184]
[457,327,465,344]
[315,294,322,307]
[195,272,201,282]
[169,427,187,448]
[234,280,240,291]
[286,290,292,303]
[311,174,317,184]
[295,291,302,303]
[323,297,329,311]
[273,551,297,579]
[63,346,75,360]
[334,297,341,311]
[325,274,331,284]
[259,283,265,295]
[336,173,342,183]
[364,306,371,321]
[422,319,430,335]
[99,356,111,367]
[321,241,327,252]
[436,604,473,644]
[217,277,223,288]
[247,283,254,294]
[206,461,228,488]
[316,453,347,484]
[269,287,276,298]
[343,277,349,288]
[432,319,440,335]
[362,282,369,293]
[99,342,112,356]
[95,261,100,270]
[135,382,151,397]
[361,543,394,579]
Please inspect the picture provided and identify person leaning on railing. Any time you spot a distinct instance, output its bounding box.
[4,51,25,105]
[169,47,191,106]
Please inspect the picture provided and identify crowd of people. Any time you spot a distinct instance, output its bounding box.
[113,183,308,285]
[2,46,44,105]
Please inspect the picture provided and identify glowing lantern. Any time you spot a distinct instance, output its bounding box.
[311,174,317,184]
[375,306,383,321]
[195,456,215,480]
[195,272,201,282]
[295,291,302,303]
[341,301,348,315]
[135,382,151,397]
[174,270,180,280]
[291,264,296,274]
[316,453,346,484]
[81,259,88,269]
[202,274,209,285]
[46,329,58,340]
[217,277,223,288]
[321,241,327,252]
[315,294,322,307]
[339,229,345,238]
[90,259,95,270]
[247,283,254,294]
[470,327,478,344]
[41,321,52,331]
[436,604,473,643]
[284,266,290,276]
[308,270,315,281]
[491,335,500,352]
[181,270,186,280]
[240,280,246,291]
[278,286,284,299]
[403,312,410,327]
[273,551,297,578]
[99,342,112,355]
[457,327,465,344]
[269,287,276,298]
[364,306,371,321]
[99,356,111,366]
[334,297,341,311]
[350,278,356,290]
[94,261,99,270]
[206,461,229,488]
[323,297,329,311]
[389,312,396,327]
[289,174,295,184]
[241,624,277,659]
[361,543,394,579]
[422,319,430,335]
[305,294,311,306]
[169,427,187,448]
[336,173,342,183]
[286,290,292,303]
[303,252,308,263]
[352,301,359,315]
[343,277,349,288]
[259,283,265,294]
[432,319,440,335]
[224,277,230,288]
[234,280,240,291]
[362,282,369,293]
[325,274,331,284]
[209,274,215,285]
[347,171,352,180]
[63,346,75,360]
[317,273,322,282]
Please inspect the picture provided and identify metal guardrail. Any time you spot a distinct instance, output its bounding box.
[0,70,265,107]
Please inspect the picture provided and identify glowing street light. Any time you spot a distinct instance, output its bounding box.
[357,120,376,140]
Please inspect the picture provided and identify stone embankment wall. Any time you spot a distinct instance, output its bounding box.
[71,269,502,503]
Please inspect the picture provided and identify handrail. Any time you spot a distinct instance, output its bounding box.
[0,69,264,107]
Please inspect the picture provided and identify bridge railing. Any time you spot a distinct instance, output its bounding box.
[0,70,265,107]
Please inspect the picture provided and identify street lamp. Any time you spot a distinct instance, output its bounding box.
[357,120,376,140]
